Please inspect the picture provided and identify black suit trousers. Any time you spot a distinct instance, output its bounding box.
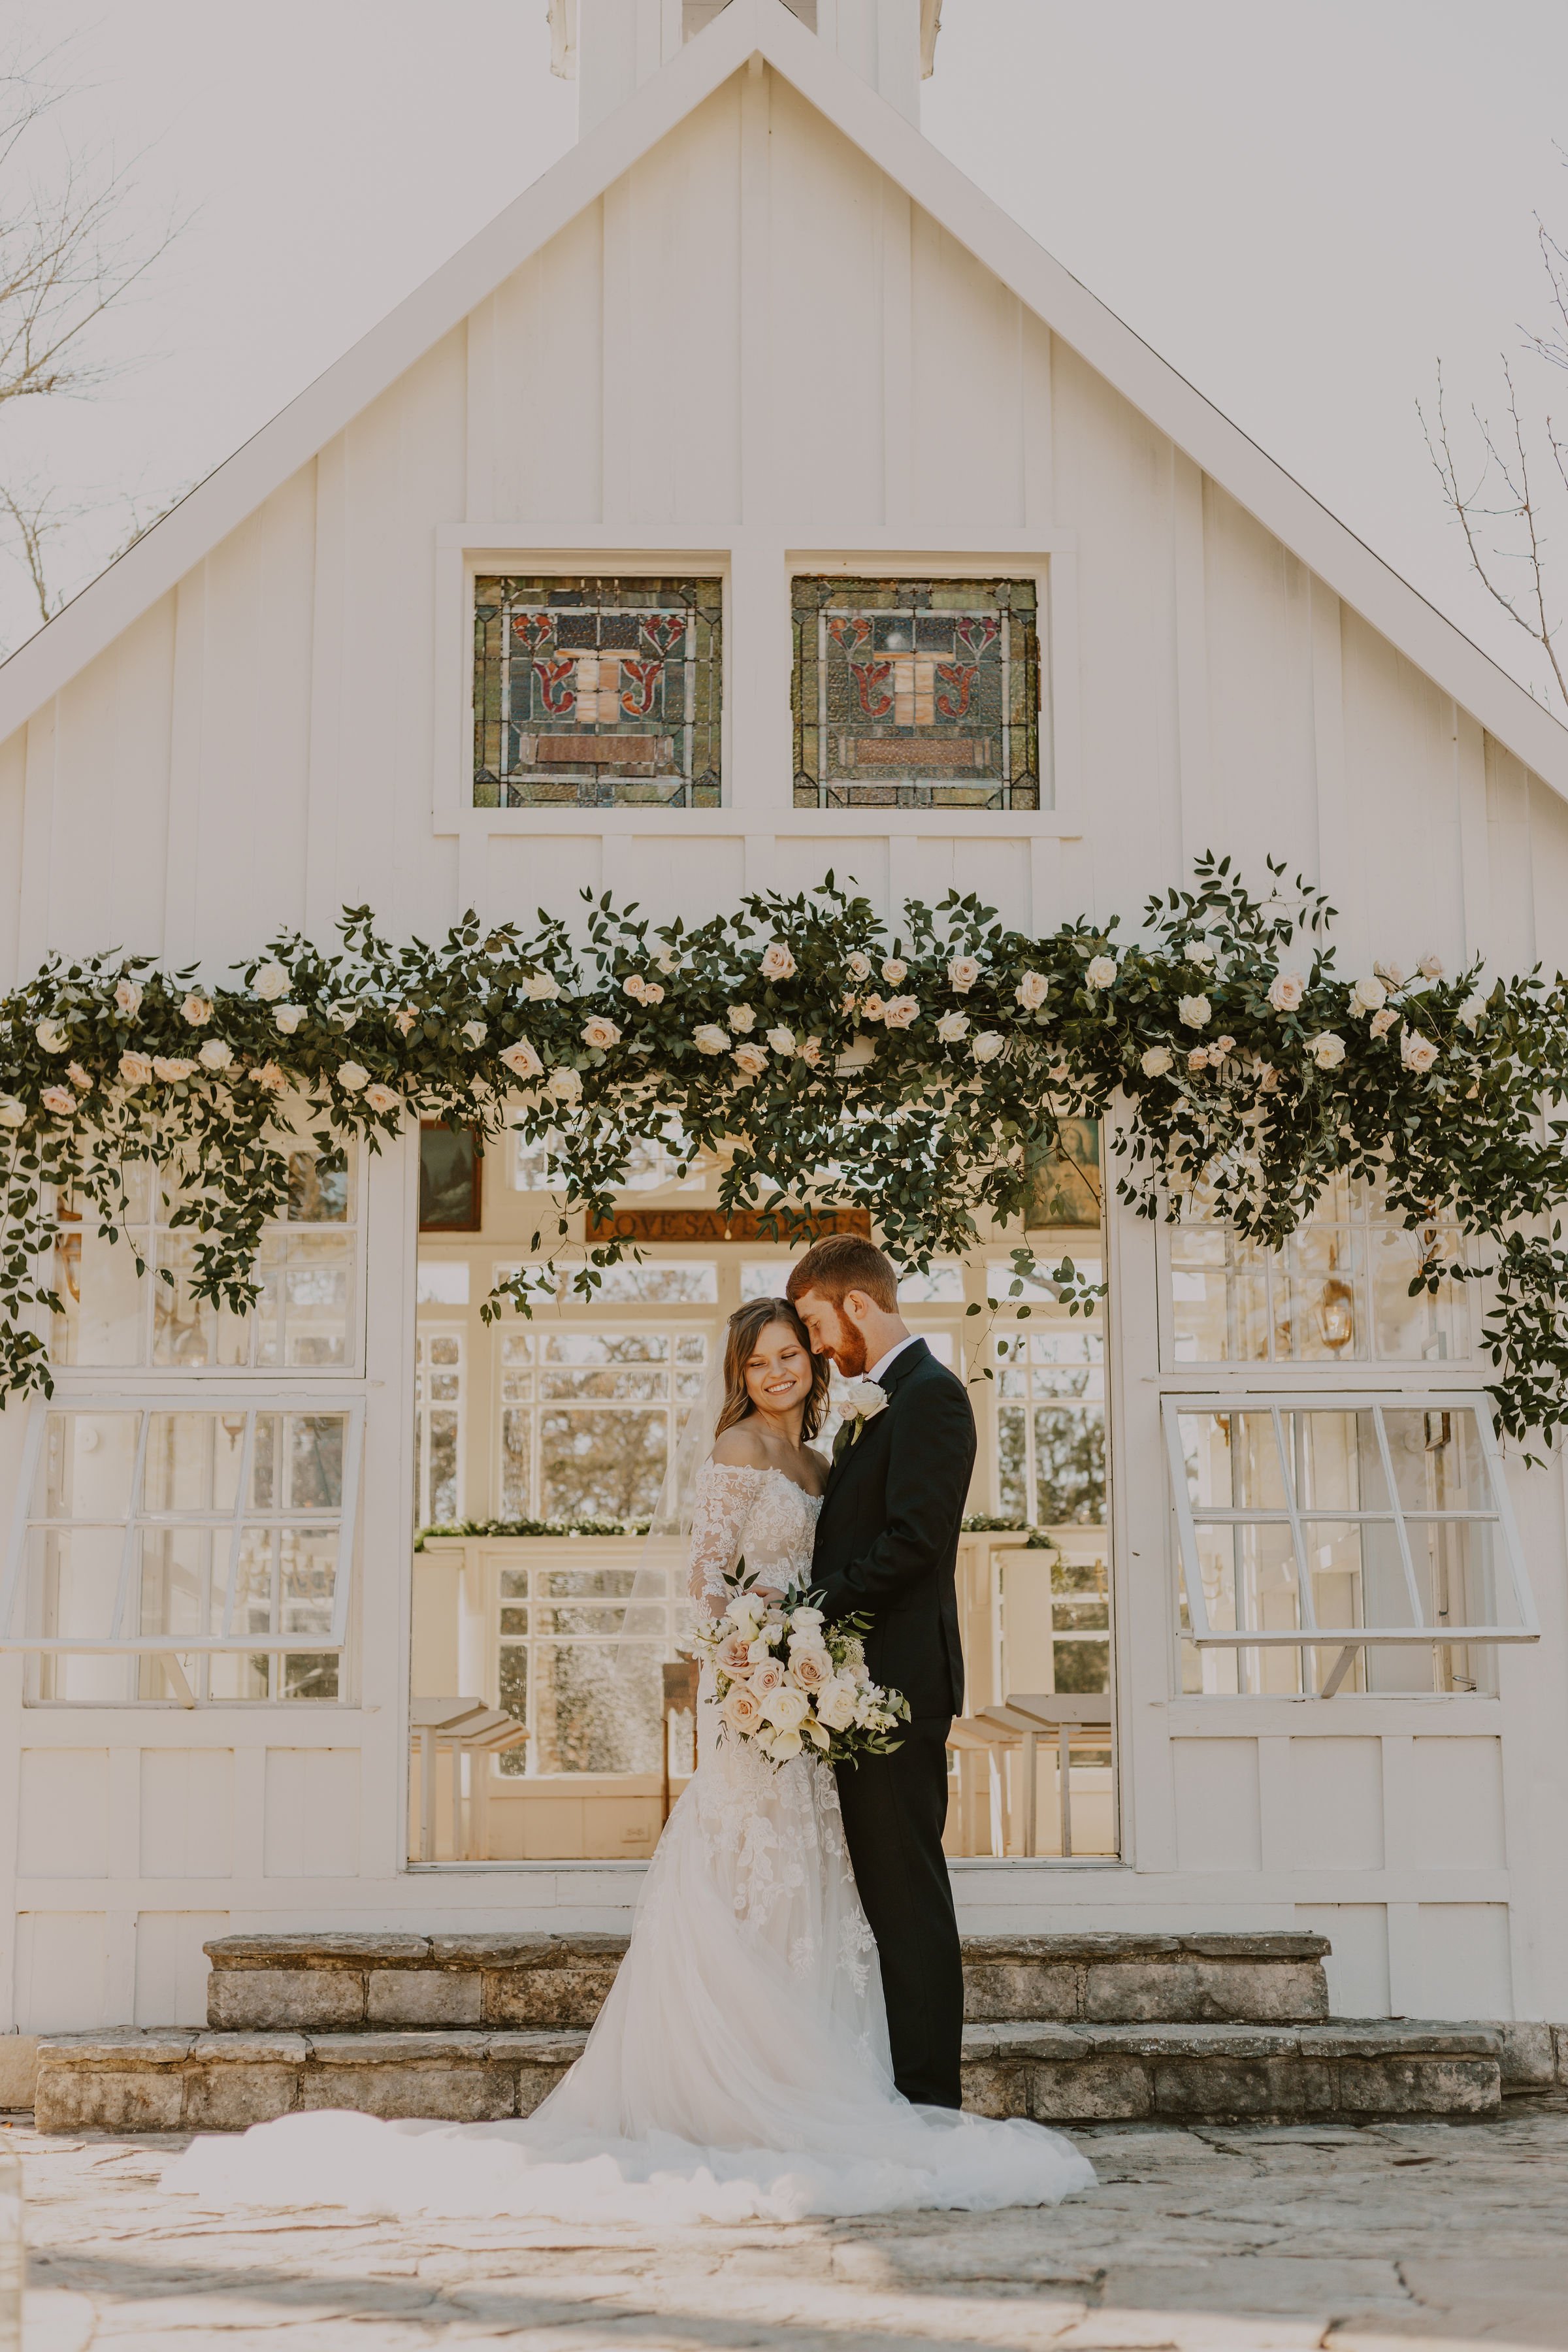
[834,1714,963,2109]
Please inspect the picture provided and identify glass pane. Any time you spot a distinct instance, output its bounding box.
[143,1413,247,1515]
[1033,1406,1105,1524]
[741,1259,795,1302]
[498,1644,528,1733]
[286,1152,350,1224]
[997,1404,1026,1518]
[233,1529,277,1635]
[474,574,723,811]
[276,1235,353,1368]
[427,1411,459,1524]
[500,1410,531,1516]
[500,1568,528,1599]
[286,1417,346,1512]
[536,1603,626,1634]
[1382,1408,1491,1514]
[52,1220,148,1367]
[282,1653,339,1698]
[23,1526,125,1637]
[150,1233,236,1368]
[531,1642,661,1772]
[1297,1520,1367,1631]
[37,1413,141,1520]
[280,1529,337,1636]
[1411,1517,1503,1629]
[431,1335,461,1366]
[542,1364,669,1401]
[1053,1639,1110,1693]
[137,1527,209,1639]
[542,1569,639,1598]
[1181,1411,1288,1511]
[540,1408,668,1520]
[500,1606,529,1634]
[576,1263,717,1305]
[1285,1226,1364,1360]
[1288,1410,1363,1514]
[208,1651,270,1701]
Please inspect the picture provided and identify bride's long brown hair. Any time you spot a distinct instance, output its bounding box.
[713,1297,830,1444]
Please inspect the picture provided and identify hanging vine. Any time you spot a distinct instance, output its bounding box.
[2,854,1565,1452]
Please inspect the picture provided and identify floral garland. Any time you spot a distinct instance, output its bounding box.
[2,855,1565,1451]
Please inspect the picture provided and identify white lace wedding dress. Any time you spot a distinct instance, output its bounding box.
[165,1462,1094,2223]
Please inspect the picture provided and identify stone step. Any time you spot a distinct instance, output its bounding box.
[33,2016,1539,2135]
[203,1930,1332,2032]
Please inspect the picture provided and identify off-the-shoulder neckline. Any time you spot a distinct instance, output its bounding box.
[705,1459,826,1506]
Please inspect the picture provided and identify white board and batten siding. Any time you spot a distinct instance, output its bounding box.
[3,15,1568,2034]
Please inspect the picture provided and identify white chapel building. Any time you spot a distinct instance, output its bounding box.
[3,0,1568,2068]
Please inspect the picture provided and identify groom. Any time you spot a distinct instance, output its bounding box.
[787,1235,974,2109]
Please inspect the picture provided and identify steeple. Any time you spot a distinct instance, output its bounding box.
[549,0,943,135]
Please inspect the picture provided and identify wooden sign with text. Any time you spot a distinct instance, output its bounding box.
[584,1207,871,1246]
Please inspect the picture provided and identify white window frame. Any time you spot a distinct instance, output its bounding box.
[414,1326,465,1527]
[1163,1388,1539,1697]
[0,1390,365,1703]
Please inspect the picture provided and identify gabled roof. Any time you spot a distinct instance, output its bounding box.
[3,0,1564,793]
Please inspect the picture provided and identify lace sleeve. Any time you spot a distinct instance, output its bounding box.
[687,1463,766,1610]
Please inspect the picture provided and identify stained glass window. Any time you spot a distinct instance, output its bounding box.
[792,576,1041,810]
[474,576,722,809]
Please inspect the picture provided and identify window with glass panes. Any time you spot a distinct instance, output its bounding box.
[498,1330,710,1521]
[6,1400,360,1703]
[413,1330,463,1527]
[494,1550,683,1775]
[54,1152,358,1373]
[1166,1177,1475,1365]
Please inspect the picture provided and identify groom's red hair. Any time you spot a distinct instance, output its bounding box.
[785,1234,898,1312]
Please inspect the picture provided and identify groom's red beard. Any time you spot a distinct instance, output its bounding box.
[817,1307,868,1380]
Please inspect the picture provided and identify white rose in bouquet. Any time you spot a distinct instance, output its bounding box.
[751,1657,787,1698]
[789,1648,832,1692]
[721,1687,763,1735]
[716,1632,754,1676]
[762,1685,810,1732]
[815,1680,858,1732]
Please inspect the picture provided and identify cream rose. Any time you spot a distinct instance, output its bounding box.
[547,1066,583,1103]
[721,1686,763,1735]
[181,994,213,1027]
[273,1004,306,1034]
[118,1051,154,1088]
[766,1026,796,1055]
[363,1081,400,1114]
[1015,970,1049,1011]
[500,1039,544,1083]
[1178,994,1211,1030]
[881,958,907,985]
[1310,1032,1347,1070]
[35,1019,69,1053]
[523,973,560,1001]
[1085,955,1118,990]
[972,1030,1005,1063]
[693,1024,728,1055]
[581,1016,621,1051]
[640,981,664,1005]
[789,1648,832,1692]
[393,1005,418,1036]
[1458,992,1487,1032]
[716,1633,754,1677]
[1350,975,1387,1015]
[727,1004,755,1034]
[882,995,919,1030]
[845,951,873,983]
[1187,1047,1209,1071]
[798,1035,823,1067]
[0,1097,25,1128]
[1266,972,1305,1012]
[1187,941,1217,968]
[329,1001,360,1031]
[732,1041,769,1079]
[858,994,887,1024]
[461,1019,488,1048]
[1401,1029,1439,1073]
[252,961,291,1001]
[1418,955,1445,980]
[250,1061,289,1095]
[1141,1045,1173,1077]
[114,977,142,1019]
[947,955,982,993]
[622,973,649,1002]
[337,1061,369,1092]
[67,1062,92,1092]
[153,1055,194,1083]
[751,1657,787,1698]
[197,1038,234,1072]
[760,942,797,981]
[1369,1009,1397,1038]
[815,1680,857,1732]
[42,1086,76,1117]
[936,1011,970,1043]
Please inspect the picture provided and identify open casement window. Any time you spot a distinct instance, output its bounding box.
[1,1396,364,1703]
[1164,1394,1537,1698]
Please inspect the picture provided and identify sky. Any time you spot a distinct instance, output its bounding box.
[3,0,1567,708]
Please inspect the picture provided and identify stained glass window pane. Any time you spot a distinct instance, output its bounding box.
[474,575,722,809]
[792,576,1042,811]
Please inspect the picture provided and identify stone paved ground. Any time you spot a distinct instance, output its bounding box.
[9,2106,1568,2352]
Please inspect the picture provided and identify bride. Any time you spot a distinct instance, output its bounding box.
[165,1298,1094,2224]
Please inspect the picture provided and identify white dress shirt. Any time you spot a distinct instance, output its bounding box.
[868,1334,921,1387]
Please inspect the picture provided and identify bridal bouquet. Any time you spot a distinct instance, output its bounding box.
[689,1565,909,1767]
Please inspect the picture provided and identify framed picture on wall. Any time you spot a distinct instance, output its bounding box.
[419,1123,483,1232]
[1026,1119,1102,1230]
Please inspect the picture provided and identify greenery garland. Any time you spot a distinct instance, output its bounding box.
[3,853,1565,1452]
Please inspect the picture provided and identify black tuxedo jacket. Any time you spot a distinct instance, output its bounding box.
[811,1339,975,1719]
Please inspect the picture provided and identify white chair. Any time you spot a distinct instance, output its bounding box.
[409,1696,529,1861]
[985,1693,1116,1858]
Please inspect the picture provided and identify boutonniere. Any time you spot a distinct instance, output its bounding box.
[832,1379,889,1462]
